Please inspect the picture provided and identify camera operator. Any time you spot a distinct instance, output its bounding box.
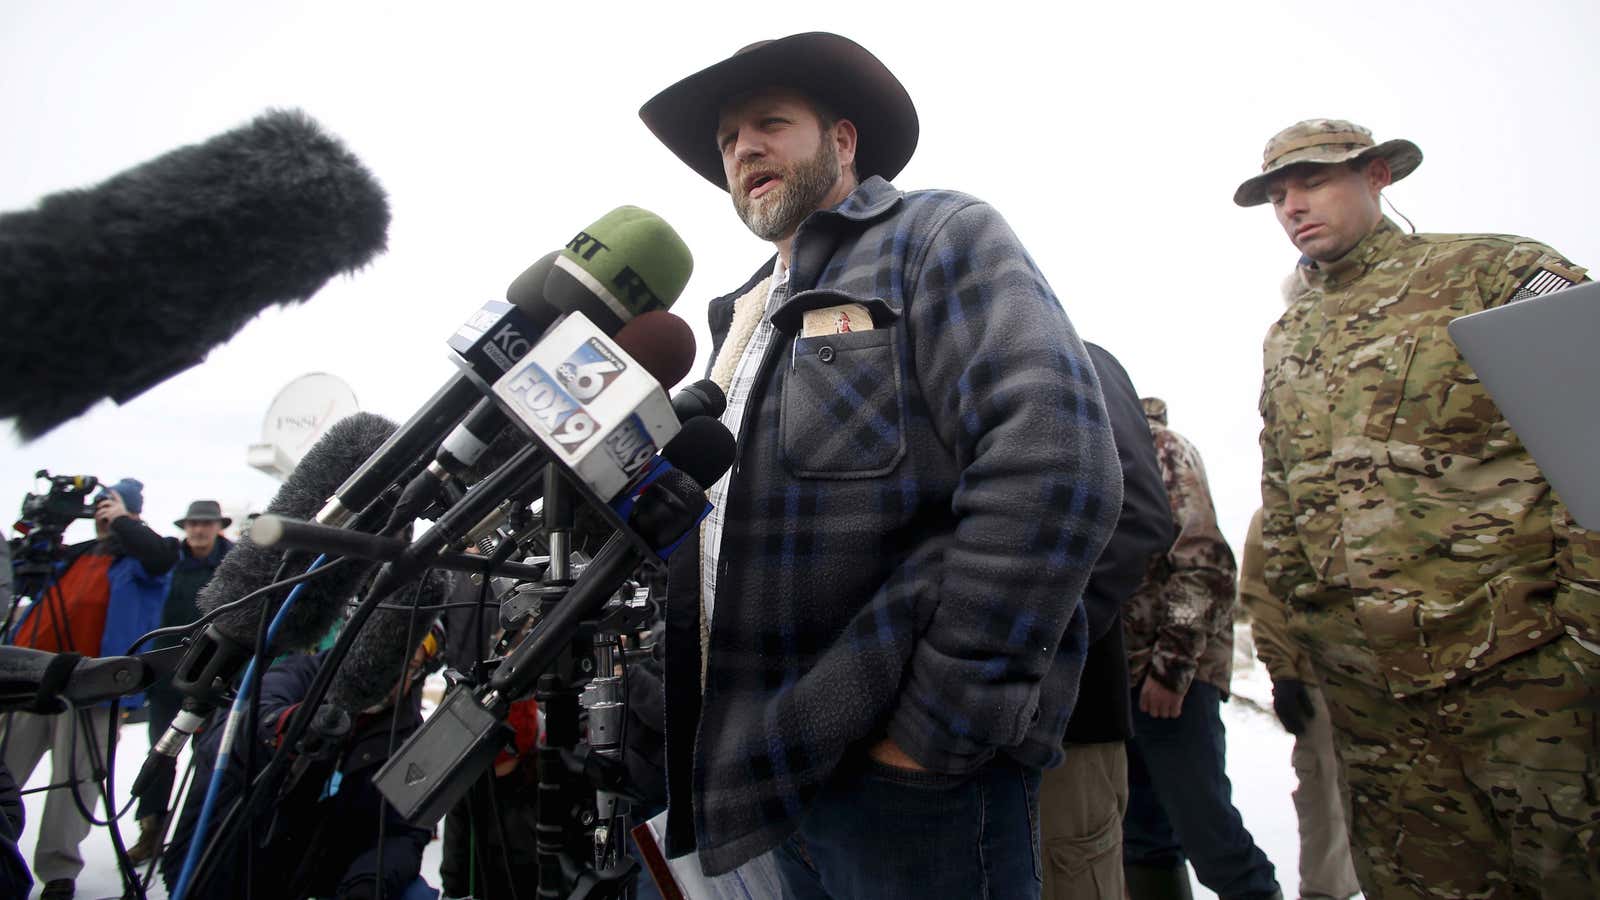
[2,477,175,900]
[163,625,443,900]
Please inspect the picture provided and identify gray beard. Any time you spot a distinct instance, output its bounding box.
[733,140,842,242]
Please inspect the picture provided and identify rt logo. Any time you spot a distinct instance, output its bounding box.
[556,338,627,403]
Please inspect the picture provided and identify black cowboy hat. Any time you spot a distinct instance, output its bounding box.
[639,32,919,190]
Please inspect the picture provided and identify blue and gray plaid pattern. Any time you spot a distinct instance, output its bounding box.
[667,178,1121,876]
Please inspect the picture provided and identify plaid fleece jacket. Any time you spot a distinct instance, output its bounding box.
[662,177,1122,875]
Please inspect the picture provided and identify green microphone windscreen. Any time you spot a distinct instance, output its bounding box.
[555,206,693,327]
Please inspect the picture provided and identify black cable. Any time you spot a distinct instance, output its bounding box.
[243,555,295,900]
[94,697,147,900]
[123,556,354,655]
[208,574,413,861]
[482,763,521,900]
[199,480,534,894]
[375,577,424,900]
[465,778,484,898]
[61,701,114,826]
[187,559,420,898]
[186,554,361,899]
[142,751,199,893]
[243,570,278,900]
[375,599,487,613]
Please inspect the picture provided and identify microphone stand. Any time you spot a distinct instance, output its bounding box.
[531,468,642,900]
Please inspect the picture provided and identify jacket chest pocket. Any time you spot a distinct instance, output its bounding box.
[773,292,907,479]
[1357,327,1496,459]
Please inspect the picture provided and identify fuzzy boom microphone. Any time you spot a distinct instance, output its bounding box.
[0,108,390,439]
[135,411,399,810]
[171,412,399,706]
[324,568,453,716]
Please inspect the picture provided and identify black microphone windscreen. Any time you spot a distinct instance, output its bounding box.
[661,417,736,489]
[199,412,396,651]
[671,380,726,422]
[504,251,562,333]
[325,568,452,715]
[0,109,390,439]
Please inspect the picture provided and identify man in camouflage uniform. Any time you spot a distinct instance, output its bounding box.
[1123,397,1280,900]
[1241,118,1600,898]
[1240,508,1362,900]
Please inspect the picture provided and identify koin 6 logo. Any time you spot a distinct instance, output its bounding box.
[502,363,600,449]
[556,339,627,403]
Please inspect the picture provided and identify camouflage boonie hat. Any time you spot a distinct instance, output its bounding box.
[1233,118,1422,207]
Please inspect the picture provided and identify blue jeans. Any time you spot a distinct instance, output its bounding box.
[1125,681,1279,900]
[774,754,1042,900]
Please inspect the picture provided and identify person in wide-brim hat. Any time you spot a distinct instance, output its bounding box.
[1234,118,1422,207]
[639,31,919,190]
[632,31,1131,900]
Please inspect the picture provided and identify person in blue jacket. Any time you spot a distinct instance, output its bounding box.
[2,477,174,900]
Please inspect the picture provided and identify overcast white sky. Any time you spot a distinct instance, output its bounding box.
[3,0,1598,559]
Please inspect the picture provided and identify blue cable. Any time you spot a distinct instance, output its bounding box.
[169,554,329,900]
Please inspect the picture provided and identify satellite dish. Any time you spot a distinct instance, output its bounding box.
[247,373,359,481]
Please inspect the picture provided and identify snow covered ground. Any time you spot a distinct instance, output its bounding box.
[18,628,1333,899]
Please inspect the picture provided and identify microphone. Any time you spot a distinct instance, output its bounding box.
[653,417,737,496]
[542,206,694,335]
[387,308,698,540]
[0,109,389,439]
[372,420,734,826]
[671,379,726,422]
[317,206,695,527]
[168,413,397,709]
[0,646,156,711]
[489,311,692,504]
[433,310,695,482]
[354,308,698,605]
[313,253,560,528]
[317,419,731,721]
[133,412,398,810]
[323,569,454,717]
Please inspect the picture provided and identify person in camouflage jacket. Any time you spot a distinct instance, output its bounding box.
[1124,397,1237,700]
[1240,118,1600,898]
[1239,509,1361,900]
[1121,398,1280,900]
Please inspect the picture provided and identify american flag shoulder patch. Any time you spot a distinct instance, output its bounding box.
[1508,262,1585,303]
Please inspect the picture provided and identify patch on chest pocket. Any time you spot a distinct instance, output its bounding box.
[801,303,874,337]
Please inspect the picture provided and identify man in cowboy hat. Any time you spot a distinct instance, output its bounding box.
[1242,118,1600,897]
[127,499,235,864]
[639,32,1121,898]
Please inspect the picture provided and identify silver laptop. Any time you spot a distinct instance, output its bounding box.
[1449,279,1600,529]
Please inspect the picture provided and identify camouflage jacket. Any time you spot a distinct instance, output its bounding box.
[1238,508,1315,683]
[1125,398,1237,696]
[1259,216,1600,697]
